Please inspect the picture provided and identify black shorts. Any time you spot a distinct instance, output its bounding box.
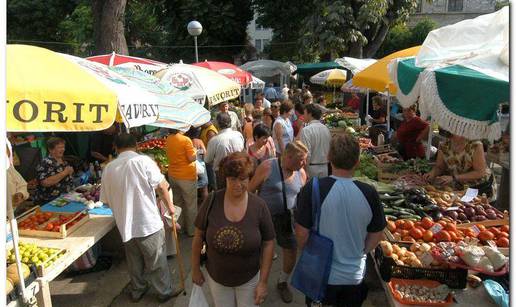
[305,282,369,307]
[272,213,297,249]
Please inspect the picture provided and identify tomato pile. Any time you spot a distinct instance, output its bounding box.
[387,218,509,249]
[18,212,87,232]
[137,138,166,150]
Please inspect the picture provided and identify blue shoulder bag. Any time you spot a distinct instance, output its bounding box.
[291,177,334,302]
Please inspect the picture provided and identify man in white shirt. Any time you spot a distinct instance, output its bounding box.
[100,133,181,303]
[299,104,332,178]
[256,92,271,109]
[216,101,241,131]
[205,112,245,188]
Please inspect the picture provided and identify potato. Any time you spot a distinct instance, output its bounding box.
[391,254,399,261]
[380,241,393,257]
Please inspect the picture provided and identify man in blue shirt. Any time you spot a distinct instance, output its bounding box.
[295,133,386,307]
[264,83,280,102]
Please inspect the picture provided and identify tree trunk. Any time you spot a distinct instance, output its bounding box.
[92,0,128,55]
[348,42,363,58]
[363,21,391,58]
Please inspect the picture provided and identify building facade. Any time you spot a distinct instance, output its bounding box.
[246,12,274,53]
[408,0,497,27]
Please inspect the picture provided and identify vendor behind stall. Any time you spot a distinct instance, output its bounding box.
[367,96,388,145]
[90,124,117,163]
[34,137,75,205]
[393,105,429,160]
[423,131,493,197]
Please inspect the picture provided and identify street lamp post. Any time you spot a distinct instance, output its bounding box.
[187,21,203,63]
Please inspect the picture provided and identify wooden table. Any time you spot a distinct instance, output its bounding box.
[19,215,116,307]
[372,257,498,307]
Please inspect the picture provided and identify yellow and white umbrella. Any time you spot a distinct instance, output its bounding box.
[155,63,241,107]
[309,69,348,86]
[7,44,160,132]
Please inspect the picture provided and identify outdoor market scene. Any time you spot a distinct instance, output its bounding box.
[4,2,510,307]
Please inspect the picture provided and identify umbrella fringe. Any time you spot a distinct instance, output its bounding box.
[420,70,501,142]
[389,58,421,108]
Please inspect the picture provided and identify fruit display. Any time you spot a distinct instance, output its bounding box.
[74,184,101,202]
[137,138,168,173]
[375,152,403,165]
[358,137,373,149]
[386,218,465,244]
[389,279,453,305]
[6,263,30,285]
[458,224,509,249]
[18,211,87,232]
[380,241,437,268]
[7,243,64,270]
[322,112,358,129]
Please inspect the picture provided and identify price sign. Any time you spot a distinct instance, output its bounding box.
[430,223,444,234]
[421,251,435,267]
[471,225,481,235]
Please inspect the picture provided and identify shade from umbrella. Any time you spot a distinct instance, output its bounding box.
[155,63,241,107]
[352,46,421,94]
[110,67,210,131]
[388,8,508,141]
[309,69,348,86]
[7,45,160,132]
[193,61,252,87]
[87,52,167,75]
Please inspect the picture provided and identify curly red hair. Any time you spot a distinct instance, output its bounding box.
[219,152,255,180]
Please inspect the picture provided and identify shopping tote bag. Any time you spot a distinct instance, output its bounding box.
[291,177,333,302]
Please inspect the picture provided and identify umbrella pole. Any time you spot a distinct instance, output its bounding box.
[386,90,391,133]
[333,85,336,104]
[366,89,370,117]
[426,118,434,160]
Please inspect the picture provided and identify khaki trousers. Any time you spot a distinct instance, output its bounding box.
[170,177,197,236]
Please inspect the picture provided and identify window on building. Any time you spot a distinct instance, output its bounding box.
[415,0,422,13]
[255,39,262,52]
[448,0,463,12]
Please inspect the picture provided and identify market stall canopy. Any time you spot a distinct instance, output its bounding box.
[334,57,377,75]
[352,46,421,94]
[111,67,210,131]
[389,7,508,141]
[240,60,294,78]
[7,45,159,132]
[309,69,347,86]
[86,52,167,75]
[155,63,241,107]
[250,75,266,90]
[193,61,252,87]
[294,61,344,76]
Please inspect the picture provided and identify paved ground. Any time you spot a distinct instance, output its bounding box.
[48,229,388,307]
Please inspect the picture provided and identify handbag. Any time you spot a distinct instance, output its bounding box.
[291,177,334,303]
[276,159,293,234]
[200,191,216,266]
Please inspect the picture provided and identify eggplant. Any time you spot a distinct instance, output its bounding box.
[430,211,443,221]
[473,215,487,221]
[446,211,459,220]
[464,207,476,217]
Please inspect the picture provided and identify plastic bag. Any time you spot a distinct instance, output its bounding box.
[483,280,509,307]
[188,285,209,307]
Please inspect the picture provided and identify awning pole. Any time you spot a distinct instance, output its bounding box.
[333,85,336,104]
[386,90,391,132]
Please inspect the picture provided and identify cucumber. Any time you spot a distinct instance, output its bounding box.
[392,199,406,206]
[383,208,397,215]
[398,214,421,221]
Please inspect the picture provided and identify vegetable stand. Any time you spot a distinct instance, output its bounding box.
[18,215,116,307]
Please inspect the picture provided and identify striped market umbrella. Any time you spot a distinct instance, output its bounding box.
[155,63,241,107]
[86,52,167,75]
[309,69,348,86]
[7,45,160,131]
[193,61,252,87]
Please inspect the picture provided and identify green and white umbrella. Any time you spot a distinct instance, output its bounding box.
[389,7,508,141]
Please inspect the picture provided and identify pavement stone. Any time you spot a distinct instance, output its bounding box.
[47,233,388,307]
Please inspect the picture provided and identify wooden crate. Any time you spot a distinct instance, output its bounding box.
[7,246,67,277]
[17,207,90,239]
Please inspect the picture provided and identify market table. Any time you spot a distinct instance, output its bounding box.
[371,253,498,307]
[19,215,116,307]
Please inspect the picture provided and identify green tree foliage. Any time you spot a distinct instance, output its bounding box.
[495,0,509,10]
[376,18,437,58]
[254,0,417,62]
[7,0,253,62]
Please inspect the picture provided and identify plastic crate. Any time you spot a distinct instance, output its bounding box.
[373,245,467,289]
